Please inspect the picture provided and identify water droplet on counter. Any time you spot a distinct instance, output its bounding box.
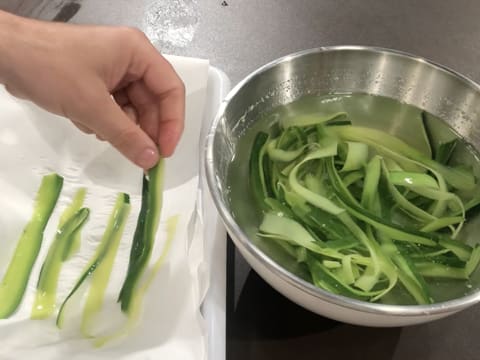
[143,0,199,51]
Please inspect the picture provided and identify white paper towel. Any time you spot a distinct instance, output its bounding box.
[0,55,210,360]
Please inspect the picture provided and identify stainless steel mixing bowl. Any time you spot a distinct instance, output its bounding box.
[204,46,480,326]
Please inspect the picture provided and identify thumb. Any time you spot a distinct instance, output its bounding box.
[82,94,159,169]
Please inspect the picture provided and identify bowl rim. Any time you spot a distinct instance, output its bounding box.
[205,45,480,317]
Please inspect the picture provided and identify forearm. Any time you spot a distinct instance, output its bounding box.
[0,12,184,168]
[0,11,23,85]
[0,11,53,88]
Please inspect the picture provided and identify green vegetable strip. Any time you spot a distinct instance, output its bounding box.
[306,254,376,300]
[60,188,87,260]
[304,173,326,196]
[304,207,359,247]
[409,186,456,202]
[427,170,449,219]
[331,125,475,191]
[437,238,472,262]
[93,215,179,348]
[338,215,398,299]
[340,255,356,284]
[117,177,148,306]
[264,197,295,218]
[361,156,381,211]
[248,132,271,209]
[436,140,458,165]
[420,217,464,233]
[352,226,381,292]
[56,193,130,328]
[323,260,342,269]
[381,161,436,222]
[338,199,437,246]
[465,246,480,276]
[267,138,307,162]
[0,174,63,319]
[32,206,89,320]
[340,142,369,172]
[364,168,432,304]
[414,261,468,279]
[252,112,480,305]
[259,215,372,268]
[281,112,347,128]
[411,179,465,237]
[378,233,432,304]
[81,194,131,336]
[118,160,165,314]
[288,144,345,215]
[342,170,364,188]
[388,172,439,189]
[259,213,342,260]
[326,158,437,246]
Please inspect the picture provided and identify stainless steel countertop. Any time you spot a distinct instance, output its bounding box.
[3,1,480,359]
[5,0,480,85]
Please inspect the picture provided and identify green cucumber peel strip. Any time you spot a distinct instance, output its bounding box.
[118,160,165,314]
[342,170,364,188]
[259,213,340,259]
[414,261,468,279]
[376,231,432,305]
[306,254,379,300]
[288,142,345,215]
[330,125,475,191]
[281,112,347,129]
[465,245,480,276]
[361,156,381,211]
[437,238,472,262]
[380,161,436,223]
[267,138,308,162]
[422,110,458,165]
[363,169,432,305]
[340,142,369,172]
[32,205,89,320]
[326,158,438,246]
[248,132,272,209]
[259,213,372,267]
[0,173,63,319]
[81,194,131,336]
[56,193,131,329]
[249,114,480,305]
[420,217,464,233]
[93,215,179,347]
[60,188,87,260]
[388,172,439,189]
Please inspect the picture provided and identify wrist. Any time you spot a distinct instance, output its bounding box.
[0,11,32,85]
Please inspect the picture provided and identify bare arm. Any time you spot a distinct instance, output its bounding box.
[0,11,185,169]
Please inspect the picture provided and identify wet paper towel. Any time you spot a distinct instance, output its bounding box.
[0,55,210,360]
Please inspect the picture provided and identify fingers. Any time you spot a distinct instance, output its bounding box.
[72,121,94,134]
[139,48,185,157]
[80,91,159,169]
[113,89,129,107]
[126,80,158,140]
[122,105,138,122]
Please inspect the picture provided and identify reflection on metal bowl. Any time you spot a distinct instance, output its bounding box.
[205,46,480,326]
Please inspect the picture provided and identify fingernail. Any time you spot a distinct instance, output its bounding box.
[135,148,158,169]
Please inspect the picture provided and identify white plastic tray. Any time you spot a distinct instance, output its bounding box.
[200,66,231,360]
[0,64,230,359]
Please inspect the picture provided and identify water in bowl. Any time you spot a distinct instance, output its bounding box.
[227,93,480,305]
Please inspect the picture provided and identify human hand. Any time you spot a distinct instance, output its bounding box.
[0,11,185,169]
